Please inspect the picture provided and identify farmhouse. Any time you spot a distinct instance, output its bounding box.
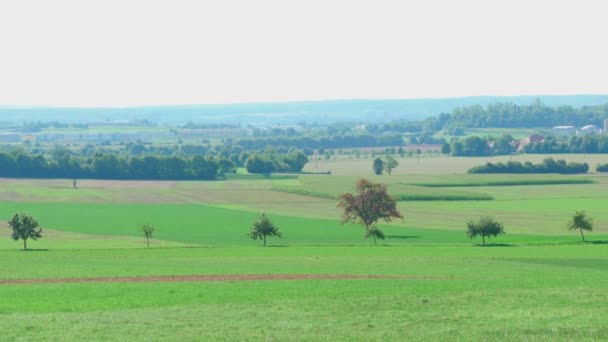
[515,134,544,151]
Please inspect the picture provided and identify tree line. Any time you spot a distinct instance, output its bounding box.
[368,100,608,135]
[0,149,311,179]
[523,135,608,154]
[7,179,597,250]
[236,133,405,151]
[442,134,515,156]
[445,100,608,130]
[442,134,608,157]
[468,158,589,174]
[0,152,220,180]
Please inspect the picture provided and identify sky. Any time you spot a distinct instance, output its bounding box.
[1,0,607,107]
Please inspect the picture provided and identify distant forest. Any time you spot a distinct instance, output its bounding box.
[371,100,608,134]
[2,94,608,125]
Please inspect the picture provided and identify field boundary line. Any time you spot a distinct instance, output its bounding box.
[0,273,446,285]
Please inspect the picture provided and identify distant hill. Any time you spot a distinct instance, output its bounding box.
[2,95,608,124]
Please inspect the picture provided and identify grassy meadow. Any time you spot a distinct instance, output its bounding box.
[1,154,608,340]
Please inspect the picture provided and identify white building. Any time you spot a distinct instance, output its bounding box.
[553,126,576,136]
[0,133,20,143]
[579,125,601,136]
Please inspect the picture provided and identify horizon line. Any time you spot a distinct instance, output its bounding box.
[2,93,608,110]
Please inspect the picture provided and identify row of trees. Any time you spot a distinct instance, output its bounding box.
[523,135,608,154]
[236,133,405,151]
[465,211,594,245]
[441,134,608,157]
[6,181,597,250]
[0,152,220,180]
[5,212,284,250]
[442,134,515,156]
[468,158,589,174]
[0,149,311,179]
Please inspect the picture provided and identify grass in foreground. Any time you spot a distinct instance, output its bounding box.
[0,245,606,340]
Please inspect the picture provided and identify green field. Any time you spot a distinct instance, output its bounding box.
[1,155,607,340]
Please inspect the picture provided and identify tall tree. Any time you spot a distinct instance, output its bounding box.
[140,224,156,248]
[567,211,593,242]
[8,213,42,250]
[337,179,403,244]
[249,213,282,246]
[384,156,399,175]
[372,158,384,175]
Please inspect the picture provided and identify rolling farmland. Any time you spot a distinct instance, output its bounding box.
[1,155,607,340]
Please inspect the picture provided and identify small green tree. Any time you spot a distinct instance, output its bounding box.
[384,155,399,175]
[249,213,282,246]
[567,210,593,242]
[466,216,505,245]
[8,213,42,250]
[372,158,384,175]
[140,224,155,248]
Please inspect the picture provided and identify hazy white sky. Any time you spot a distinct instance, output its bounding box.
[1,0,607,107]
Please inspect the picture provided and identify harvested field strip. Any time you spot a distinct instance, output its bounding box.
[272,185,494,201]
[394,193,494,201]
[271,186,336,199]
[0,274,428,285]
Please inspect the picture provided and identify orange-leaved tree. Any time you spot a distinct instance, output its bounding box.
[337,179,403,245]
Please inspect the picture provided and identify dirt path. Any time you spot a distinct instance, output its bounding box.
[0,274,418,285]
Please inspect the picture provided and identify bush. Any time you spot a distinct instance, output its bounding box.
[468,158,589,174]
[596,163,608,172]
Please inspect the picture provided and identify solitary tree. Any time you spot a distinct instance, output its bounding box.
[384,156,399,175]
[337,179,403,244]
[140,224,155,248]
[466,216,505,245]
[372,158,384,175]
[249,213,282,246]
[8,213,42,250]
[567,210,593,242]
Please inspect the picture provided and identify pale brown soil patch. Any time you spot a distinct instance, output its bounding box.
[0,274,432,285]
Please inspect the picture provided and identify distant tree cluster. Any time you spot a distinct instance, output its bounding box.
[237,133,404,151]
[245,150,308,174]
[468,158,589,174]
[371,156,398,175]
[366,101,608,137]
[447,100,608,129]
[596,163,608,172]
[445,134,515,156]
[181,122,240,129]
[524,135,608,154]
[0,152,220,180]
